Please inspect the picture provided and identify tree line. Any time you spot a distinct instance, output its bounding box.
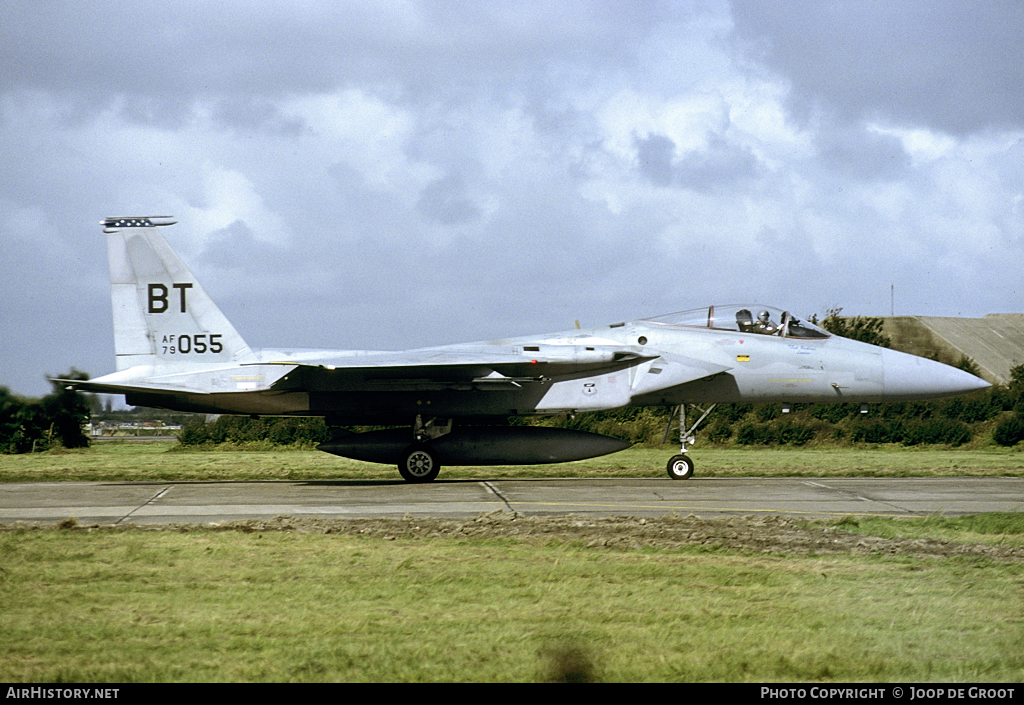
[0,370,91,453]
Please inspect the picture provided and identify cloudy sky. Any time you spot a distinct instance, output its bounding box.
[2,0,1023,398]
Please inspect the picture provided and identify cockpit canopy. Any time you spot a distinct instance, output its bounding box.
[644,304,830,339]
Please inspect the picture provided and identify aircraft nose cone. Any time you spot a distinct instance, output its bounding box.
[882,348,991,400]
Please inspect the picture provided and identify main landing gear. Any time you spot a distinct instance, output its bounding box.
[399,444,440,483]
[663,403,716,480]
[398,416,450,483]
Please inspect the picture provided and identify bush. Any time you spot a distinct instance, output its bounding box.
[1,372,91,454]
[901,418,971,447]
[774,418,818,446]
[177,421,212,447]
[942,397,996,423]
[810,404,858,424]
[705,420,734,443]
[732,418,818,446]
[735,422,774,446]
[817,308,891,347]
[993,415,1024,447]
[850,418,903,444]
[178,416,330,448]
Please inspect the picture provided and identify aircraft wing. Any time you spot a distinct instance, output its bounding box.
[265,344,659,392]
[60,345,727,397]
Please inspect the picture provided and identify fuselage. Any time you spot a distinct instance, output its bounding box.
[120,304,988,422]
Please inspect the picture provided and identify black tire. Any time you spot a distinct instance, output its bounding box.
[666,454,695,480]
[399,444,441,483]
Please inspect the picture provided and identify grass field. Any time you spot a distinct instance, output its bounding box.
[1,443,1022,682]
[1,440,1022,483]
[1,518,1023,682]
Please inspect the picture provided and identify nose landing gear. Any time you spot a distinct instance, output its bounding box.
[666,453,695,480]
[663,403,716,480]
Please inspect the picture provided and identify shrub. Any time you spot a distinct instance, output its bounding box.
[178,421,211,447]
[850,418,903,444]
[1,373,90,453]
[810,404,857,424]
[735,422,773,446]
[705,420,733,443]
[178,416,330,448]
[901,418,971,447]
[993,415,1024,447]
[774,418,818,446]
[716,404,754,424]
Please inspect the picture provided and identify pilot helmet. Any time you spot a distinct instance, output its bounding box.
[758,310,770,322]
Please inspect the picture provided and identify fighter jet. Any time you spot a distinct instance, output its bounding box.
[64,216,990,482]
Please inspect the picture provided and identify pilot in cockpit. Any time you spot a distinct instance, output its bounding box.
[752,310,779,334]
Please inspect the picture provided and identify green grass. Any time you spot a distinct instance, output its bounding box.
[832,512,1024,546]
[1,441,1022,483]
[2,446,1022,682]
[1,522,1022,682]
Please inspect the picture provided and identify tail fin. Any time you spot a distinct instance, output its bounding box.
[102,217,257,371]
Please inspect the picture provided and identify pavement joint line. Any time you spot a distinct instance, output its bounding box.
[511,501,920,518]
[117,484,174,525]
[805,479,917,516]
[480,481,514,512]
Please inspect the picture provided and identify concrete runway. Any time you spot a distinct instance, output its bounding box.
[1,477,1021,525]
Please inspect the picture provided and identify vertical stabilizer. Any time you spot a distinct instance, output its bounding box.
[102,217,257,371]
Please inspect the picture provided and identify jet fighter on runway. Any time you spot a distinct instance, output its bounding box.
[63,216,990,482]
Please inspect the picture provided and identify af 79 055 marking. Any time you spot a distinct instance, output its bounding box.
[160,334,224,355]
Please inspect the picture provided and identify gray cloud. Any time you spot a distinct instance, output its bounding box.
[636,133,677,187]
[731,0,1024,135]
[636,132,761,191]
[417,175,482,225]
[815,126,911,181]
